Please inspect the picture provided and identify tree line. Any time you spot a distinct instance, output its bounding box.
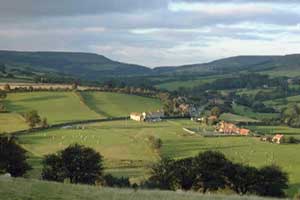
[145,151,288,198]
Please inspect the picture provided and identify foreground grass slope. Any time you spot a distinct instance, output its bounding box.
[80,92,162,117]
[0,178,274,200]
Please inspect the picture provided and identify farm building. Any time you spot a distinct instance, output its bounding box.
[130,110,164,122]
[143,111,164,122]
[216,121,250,136]
[130,112,144,122]
[272,134,285,144]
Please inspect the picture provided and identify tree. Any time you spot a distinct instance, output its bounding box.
[24,110,41,129]
[72,82,78,90]
[0,91,7,100]
[281,104,300,127]
[211,106,221,117]
[42,154,65,182]
[0,136,31,177]
[192,151,230,193]
[41,117,49,128]
[42,144,104,184]
[227,163,258,195]
[148,158,178,190]
[172,157,195,190]
[254,165,288,197]
[3,84,10,91]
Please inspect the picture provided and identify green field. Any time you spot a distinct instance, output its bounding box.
[0,178,272,200]
[232,104,279,120]
[155,79,215,91]
[17,119,300,196]
[80,92,162,117]
[4,92,101,125]
[264,95,300,111]
[246,125,300,136]
[0,113,28,133]
[219,113,258,123]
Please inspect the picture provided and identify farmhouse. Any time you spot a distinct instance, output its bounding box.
[272,134,285,144]
[143,110,164,122]
[130,110,164,122]
[216,121,250,136]
[130,112,144,122]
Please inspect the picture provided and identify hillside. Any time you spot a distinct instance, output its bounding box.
[2,51,300,84]
[0,50,152,80]
[156,55,300,76]
[0,177,274,200]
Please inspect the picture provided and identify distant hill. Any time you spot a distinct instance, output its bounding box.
[1,50,300,83]
[156,55,300,76]
[0,51,152,80]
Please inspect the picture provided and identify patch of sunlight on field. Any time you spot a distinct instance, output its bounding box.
[5,92,101,124]
[80,91,162,117]
[0,113,28,133]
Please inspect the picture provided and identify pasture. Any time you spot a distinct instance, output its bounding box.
[18,119,300,195]
[4,92,101,124]
[80,92,162,117]
[219,113,258,123]
[232,104,279,120]
[0,113,28,133]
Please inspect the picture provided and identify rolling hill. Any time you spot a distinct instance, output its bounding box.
[1,50,300,83]
[0,50,152,80]
[155,54,300,76]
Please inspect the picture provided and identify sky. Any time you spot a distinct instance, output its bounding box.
[1,0,300,67]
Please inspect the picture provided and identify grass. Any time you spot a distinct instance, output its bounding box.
[264,95,300,111]
[0,178,274,200]
[4,92,101,125]
[232,104,279,121]
[246,125,300,136]
[0,113,28,133]
[17,119,300,196]
[80,92,162,117]
[219,113,258,123]
[155,79,215,91]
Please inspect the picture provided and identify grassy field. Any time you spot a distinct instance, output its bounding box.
[232,104,279,121]
[219,113,259,123]
[80,92,162,117]
[4,92,101,124]
[155,78,215,91]
[0,178,273,200]
[0,113,28,133]
[246,125,300,136]
[17,119,300,196]
[264,95,300,111]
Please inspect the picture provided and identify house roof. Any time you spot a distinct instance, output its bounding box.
[273,134,284,139]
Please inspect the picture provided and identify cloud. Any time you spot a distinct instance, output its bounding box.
[0,0,300,67]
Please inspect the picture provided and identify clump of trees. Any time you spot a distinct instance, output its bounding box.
[148,136,163,150]
[281,104,300,128]
[146,151,288,197]
[24,110,48,129]
[0,90,7,112]
[0,136,31,177]
[42,144,131,187]
[42,144,103,184]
